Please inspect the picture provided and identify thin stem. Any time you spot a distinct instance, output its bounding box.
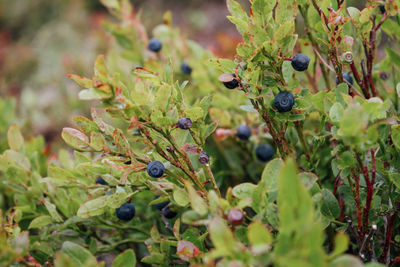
[205,164,221,197]
[295,121,310,160]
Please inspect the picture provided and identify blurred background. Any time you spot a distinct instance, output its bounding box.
[0,0,367,151]
[0,0,243,150]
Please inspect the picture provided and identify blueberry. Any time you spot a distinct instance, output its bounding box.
[380,72,389,80]
[147,161,165,178]
[228,208,244,225]
[95,176,107,185]
[177,118,192,130]
[181,61,192,75]
[255,144,274,162]
[336,72,353,86]
[198,152,210,165]
[153,196,170,211]
[162,206,177,219]
[236,124,251,141]
[116,202,136,221]
[148,38,162,52]
[223,74,239,89]
[379,5,386,14]
[291,54,310,71]
[274,91,295,112]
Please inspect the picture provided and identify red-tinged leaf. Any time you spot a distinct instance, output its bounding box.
[218,73,235,82]
[66,74,93,88]
[177,240,199,261]
[61,128,89,149]
[94,55,108,78]
[181,144,200,154]
[128,116,140,129]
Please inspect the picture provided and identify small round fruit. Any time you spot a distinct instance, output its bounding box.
[336,73,354,86]
[162,206,177,219]
[379,5,386,14]
[198,152,210,165]
[148,38,162,52]
[380,72,389,81]
[274,91,295,112]
[228,208,244,225]
[153,196,170,211]
[177,118,192,130]
[147,161,165,178]
[181,62,192,75]
[116,202,136,221]
[95,176,107,185]
[223,74,239,89]
[291,53,310,71]
[236,124,251,141]
[256,144,274,162]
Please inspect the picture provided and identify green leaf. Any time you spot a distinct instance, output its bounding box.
[61,128,90,150]
[321,189,340,220]
[173,187,190,207]
[61,241,98,267]
[44,198,64,223]
[141,253,164,264]
[7,124,24,151]
[106,192,130,209]
[329,233,349,259]
[28,216,53,229]
[226,0,248,22]
[184,107,204,121]
[329,103,344,123]
[73,116,100,135]
[112,249,136,267]
[185,183,208,216]
[247,221,272,254]
[391,124,400,150]
[94,54,108,78]
[77,196,108,218]
[67,74,93,88]
[206,59,237,73]
[330,255,363,267]
[261,158,284,195]
[209,217,237,257]
[232,183,256,199]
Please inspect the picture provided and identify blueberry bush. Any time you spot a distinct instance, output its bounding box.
[1,0,400,266]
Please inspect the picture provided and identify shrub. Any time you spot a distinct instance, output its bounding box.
[1,0,400,266]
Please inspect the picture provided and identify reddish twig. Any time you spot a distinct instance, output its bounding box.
[351,168,363,235]
[333,171,345,221]
[380,211,396,264]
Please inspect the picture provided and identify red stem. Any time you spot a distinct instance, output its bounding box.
[351,168,363,235]
[380,212,396,264]
[333,172,345,221]
[362,165,373,233]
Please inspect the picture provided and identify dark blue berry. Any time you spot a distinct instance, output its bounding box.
[336,73,354,86]
[291,54,310,71]
[162,206,177,219]
[380,72,389,80]
[147,161,165,178]
[148,38,162,52]
[181,61,192,75]
[116,202,136,221]
[95,176,107,185]
[256,144,274,162]
[153,196,170,211]
[379,5,386,14]
[223,74,239,89]
[177,118,192,130]
[198,152,210,165]
[274,91,295,113]
[236,124,251,140]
